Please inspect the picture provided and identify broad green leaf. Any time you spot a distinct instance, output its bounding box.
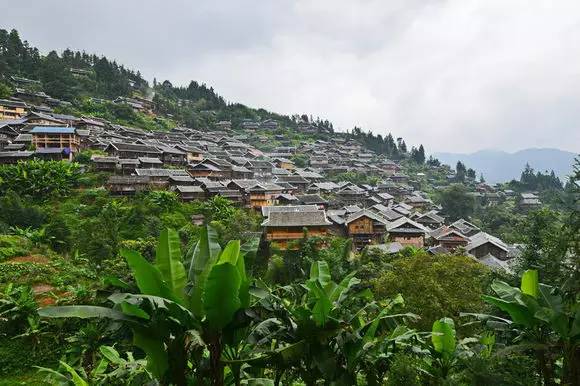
[120,301,150,320]
[189,225,221,318]
[122,249,173,300]
[482,295,535,327]
[431,317,456,356]
[133,329,168,379]
[59,361,89,386]
[307,281,332,326]
[91,358,109,377]
[310,260,331,287]
[218,240,241,265]
[521,270,538,298]
[240,237,260,262]
[155,228,187,302]
[237,253,251,309]
[35,366,70,383]
[203,263,241,330]
[39,306,131,321]
[538,284,563,313]
[329,271,360,303]
[99,346,124,365]
[491,280,521,301]
[109,293,196,327]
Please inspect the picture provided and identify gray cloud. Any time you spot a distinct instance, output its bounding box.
[2,0,579,153]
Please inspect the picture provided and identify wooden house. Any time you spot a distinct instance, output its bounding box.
[105,142,162,159]
[429,226,469,251]
[107,175,151,195]
[118,159,139,175]
[296,194,329,209]
[345,210,388,250]
[262,206,331,249]
[156,145,187,166]
[385,217,428,248]
[466,232,509,260]
[187,162,224,179]
[248,182,284,210]
[273,157,295,171]
[414,210,445,229]
[169,175,195,186]
[275,175,309,193]
[138,157,163,168]
[172,185,205,201]
[518,193,542,210]
[0,151,34,164]
[30,126,80,159]
[0,99,27,120]
[175,144,204,163]
[22,112,64,126]
[91,156,119,173]
[450,219,480,237]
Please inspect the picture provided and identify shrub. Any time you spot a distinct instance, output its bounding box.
[386,354,422,386]
[0,235,30,262]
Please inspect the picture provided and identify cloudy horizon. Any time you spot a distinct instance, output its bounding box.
[2,0,580,153]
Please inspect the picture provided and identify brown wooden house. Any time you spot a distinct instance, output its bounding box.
[345,210,388,250]
[30,126,80,160]
[0,99,27,120]
[262,207,331,249]
[385,217,428,248]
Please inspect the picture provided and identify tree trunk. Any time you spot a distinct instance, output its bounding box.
[537,349,554,386]
[274,368,284,386]
[561,344,580,386]
[208,333,224,386]
[168,336,188,386]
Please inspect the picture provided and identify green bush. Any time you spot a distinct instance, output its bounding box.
[0,192,46,229]
[386,354,422,386]
[0,160,81,200]
[0,235,30,262]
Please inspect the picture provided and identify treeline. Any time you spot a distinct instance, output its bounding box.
[0,29,147,100]
[508,163,563,191]
[347,126,429,163]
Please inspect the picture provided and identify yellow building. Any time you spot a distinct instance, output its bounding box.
[0,99,27,120]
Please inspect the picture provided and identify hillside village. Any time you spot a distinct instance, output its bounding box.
[1,24,579,386]
[0,79,544,271]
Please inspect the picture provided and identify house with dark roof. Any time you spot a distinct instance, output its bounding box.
[104,142,162,159]
[385,217,428,248]
[466,232,509,260]
[0,99,28,120]
[450,219,480,237]
[262,206,331,249]
[107,175,151,195]
[414,210,445,229]
[172,185,205,201]
[91,156,119,173]
[429,225,470,251]
[345,210,388,250]
[518,192,542,210]
[156,145,187,165]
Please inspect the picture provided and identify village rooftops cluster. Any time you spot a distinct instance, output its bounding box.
[0,100,528,270]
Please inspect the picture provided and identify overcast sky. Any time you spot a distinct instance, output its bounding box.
[2,0,580,153]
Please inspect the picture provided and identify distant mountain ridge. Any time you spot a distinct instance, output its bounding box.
[433,148,577,183]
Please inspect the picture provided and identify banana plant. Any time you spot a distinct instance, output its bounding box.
[245,261,418,386]
[420,316,488,382]
[39,226,259,386]
[476,269,580,386]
